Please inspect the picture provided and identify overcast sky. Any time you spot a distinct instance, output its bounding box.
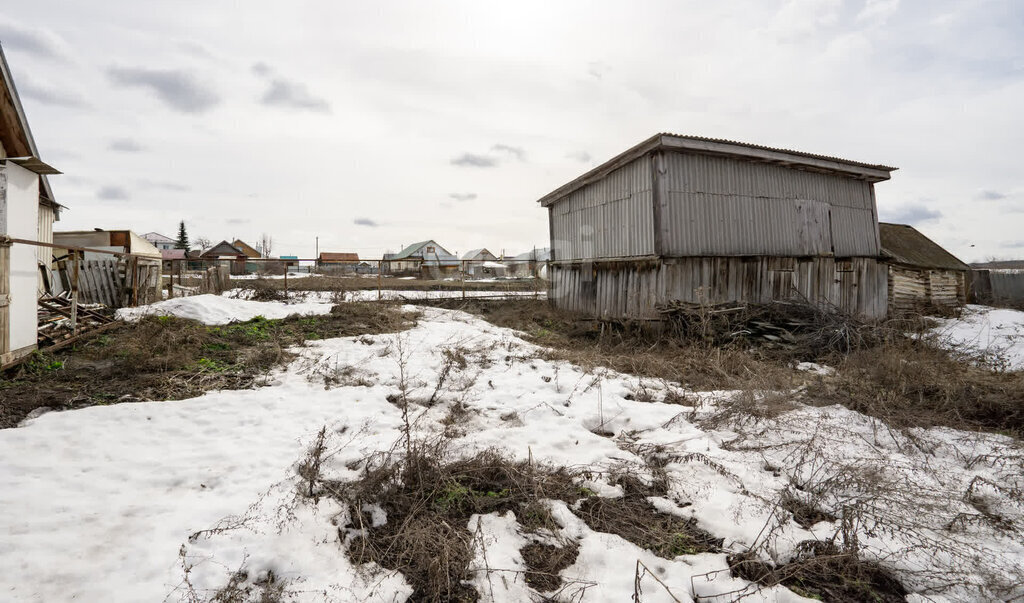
[1,0,1022,261]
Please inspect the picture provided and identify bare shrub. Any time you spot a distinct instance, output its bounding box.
[331,442,582,602]
[728,544,906,603]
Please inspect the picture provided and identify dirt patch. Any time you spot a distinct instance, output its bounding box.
[729,545,907,603]
[520,541,580,592]
[0,302,416,429]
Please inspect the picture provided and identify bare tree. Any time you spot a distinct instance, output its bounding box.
[259,233,273,258]
[194,236,212,252]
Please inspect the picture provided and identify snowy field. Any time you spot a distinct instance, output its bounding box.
[932,304,1024,370]
[1,303,1022,601]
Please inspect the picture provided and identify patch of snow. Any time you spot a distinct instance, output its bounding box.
[115,294,334,325]
[932,305,1024,370]
[794,361,836,376]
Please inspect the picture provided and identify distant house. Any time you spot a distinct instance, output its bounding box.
[462,248,498,262]
[385,240,459,277]
[142,232,176,251]
[0,44,63,364]
[232,239,261,259]
[318,252,359,274]
[280,255,299,269]
[505,248,551,278]
[200,241,248,274]
[879,223,969,314]
[161,248,187,272]
[319,252,359,265]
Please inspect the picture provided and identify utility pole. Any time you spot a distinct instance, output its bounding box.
[315,236,319,259]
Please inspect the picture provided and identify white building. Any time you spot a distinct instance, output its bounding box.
[142,232,176,251]
[1,44,63,365]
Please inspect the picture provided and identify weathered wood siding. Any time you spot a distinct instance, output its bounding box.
[550,257,887,320]
[887,265,965,315]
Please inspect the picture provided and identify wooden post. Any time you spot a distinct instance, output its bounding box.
[283,269,288,299]
[0,238,11,361]
[377,260,383,300]
[461,260,466,300]
[71,252,79,334]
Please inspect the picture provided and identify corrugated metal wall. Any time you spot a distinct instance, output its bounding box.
[551,155,654,261]
[990,270,1024,303]
[550,257,887,320]
[659,152,880,257]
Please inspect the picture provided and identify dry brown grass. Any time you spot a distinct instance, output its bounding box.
[0,302,416,428]
[335,443,582,602]
[806,337,1024,436]
[728,543,907,603]
[456,299,1024,438]
[451,299,797,391]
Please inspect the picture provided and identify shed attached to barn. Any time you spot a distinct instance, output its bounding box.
[878,223,968,315]
[538,133,897,320]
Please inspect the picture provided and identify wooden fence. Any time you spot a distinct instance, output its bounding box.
[51,257,162,308]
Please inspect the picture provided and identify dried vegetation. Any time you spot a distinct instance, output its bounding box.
[455,299,1024,437]
[0,302,416,428]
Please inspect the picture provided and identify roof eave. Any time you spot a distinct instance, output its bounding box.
[537,133,897,207]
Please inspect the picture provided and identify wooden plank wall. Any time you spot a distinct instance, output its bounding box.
[52,258,163,308]
[888,266,966,315]
[550,256,889,320]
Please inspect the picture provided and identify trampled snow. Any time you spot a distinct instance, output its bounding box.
[1,306,1022,602]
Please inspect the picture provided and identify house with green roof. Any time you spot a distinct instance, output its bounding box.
[384,240,459,277]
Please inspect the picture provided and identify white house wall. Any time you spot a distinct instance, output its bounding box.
[2,162,40,353]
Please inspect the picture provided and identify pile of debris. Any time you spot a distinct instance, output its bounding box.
[37,295,116,349]
[657,300,884,356]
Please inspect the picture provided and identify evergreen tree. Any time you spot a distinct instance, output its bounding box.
[175,220,190,250]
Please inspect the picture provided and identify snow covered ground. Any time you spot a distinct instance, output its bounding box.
[116,294,335,325]
[2,306,1022,601]
[932,305,1024,370]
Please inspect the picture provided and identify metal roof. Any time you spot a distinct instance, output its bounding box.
[392,239,454,259]
[879,223,969,271]
[4,156,61,175]
[537,133,898,207]
[319,252,359,262]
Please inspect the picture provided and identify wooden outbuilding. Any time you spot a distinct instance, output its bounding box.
[879,223,968,314]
